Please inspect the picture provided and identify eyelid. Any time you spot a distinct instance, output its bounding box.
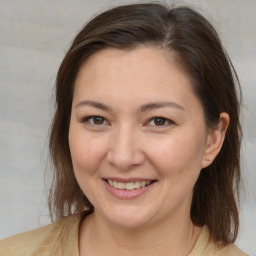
[147,116,175,127]
[79,115,175,127]
[80,115,110,125]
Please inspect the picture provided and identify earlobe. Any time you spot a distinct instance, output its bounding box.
[201,112,230,168]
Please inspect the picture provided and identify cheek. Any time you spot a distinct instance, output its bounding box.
[69,130,107,176]
[69,131,109,202]
[146,132,205,178]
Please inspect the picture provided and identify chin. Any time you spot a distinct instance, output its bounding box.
[109,216,149,230]
[98,205,156,230]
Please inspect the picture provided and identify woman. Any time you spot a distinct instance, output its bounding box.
[0,3,248,255]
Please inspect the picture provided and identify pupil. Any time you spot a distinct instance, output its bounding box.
[155,118,165,126]
[94,117,104,124]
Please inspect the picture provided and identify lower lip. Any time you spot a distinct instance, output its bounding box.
[103,180,155,199]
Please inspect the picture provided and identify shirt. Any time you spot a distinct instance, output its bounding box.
[0,214,248,256]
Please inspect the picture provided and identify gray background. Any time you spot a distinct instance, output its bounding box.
[0,0,255,255]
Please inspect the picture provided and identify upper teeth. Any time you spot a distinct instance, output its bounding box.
[108,180,151,190]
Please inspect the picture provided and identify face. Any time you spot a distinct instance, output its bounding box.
[69,46,211,229]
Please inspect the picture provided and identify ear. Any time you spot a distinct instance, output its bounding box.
[201,112,230,168]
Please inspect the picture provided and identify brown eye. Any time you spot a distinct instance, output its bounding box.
[154,118,166,126]
[148,117,173,127]
[82,116,108,125]
[93,116,105,124]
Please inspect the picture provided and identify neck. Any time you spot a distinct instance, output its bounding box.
[79,211,202,256]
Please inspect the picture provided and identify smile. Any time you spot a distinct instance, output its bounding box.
[103,178,157,199]
[107,180,151,190]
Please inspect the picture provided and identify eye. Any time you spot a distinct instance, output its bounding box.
[148,117,173,126]
[82,116,109,125]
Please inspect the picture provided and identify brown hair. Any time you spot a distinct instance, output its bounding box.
[49,3,242,245]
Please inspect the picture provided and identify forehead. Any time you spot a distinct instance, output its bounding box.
[75,46,191,91]
[73,46,201,113]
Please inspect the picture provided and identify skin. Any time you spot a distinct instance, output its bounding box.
[69,46,229,255]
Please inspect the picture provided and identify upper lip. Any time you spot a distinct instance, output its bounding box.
[102,177,156,182]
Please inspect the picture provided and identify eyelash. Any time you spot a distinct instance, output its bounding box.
[148,117,174,127]
[81,116,109,125]
[80,116,174,127]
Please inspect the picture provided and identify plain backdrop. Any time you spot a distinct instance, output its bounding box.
[0,0,255,255]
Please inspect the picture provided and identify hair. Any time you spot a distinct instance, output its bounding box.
[48,2,242,245]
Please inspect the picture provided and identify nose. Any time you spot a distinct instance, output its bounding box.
[106,125,145,171]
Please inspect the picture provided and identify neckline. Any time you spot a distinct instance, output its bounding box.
[189,225,211,256]
[66,214,209,256]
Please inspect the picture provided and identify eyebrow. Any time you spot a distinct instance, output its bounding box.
[75,100,113,111]
[139,102,185,112]
[74,100,185,112]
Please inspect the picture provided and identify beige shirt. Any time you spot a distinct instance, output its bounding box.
[0,214,248,256]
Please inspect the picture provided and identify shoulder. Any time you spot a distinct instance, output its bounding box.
[190,226,249,256]
[203,241,249,256]
[215,243,249,256]
[0,214,81,256]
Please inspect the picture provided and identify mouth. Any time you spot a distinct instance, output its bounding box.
[104,179,155,190]
[102,178,157,199]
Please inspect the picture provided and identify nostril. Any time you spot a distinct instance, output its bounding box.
[106,150,145,170]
